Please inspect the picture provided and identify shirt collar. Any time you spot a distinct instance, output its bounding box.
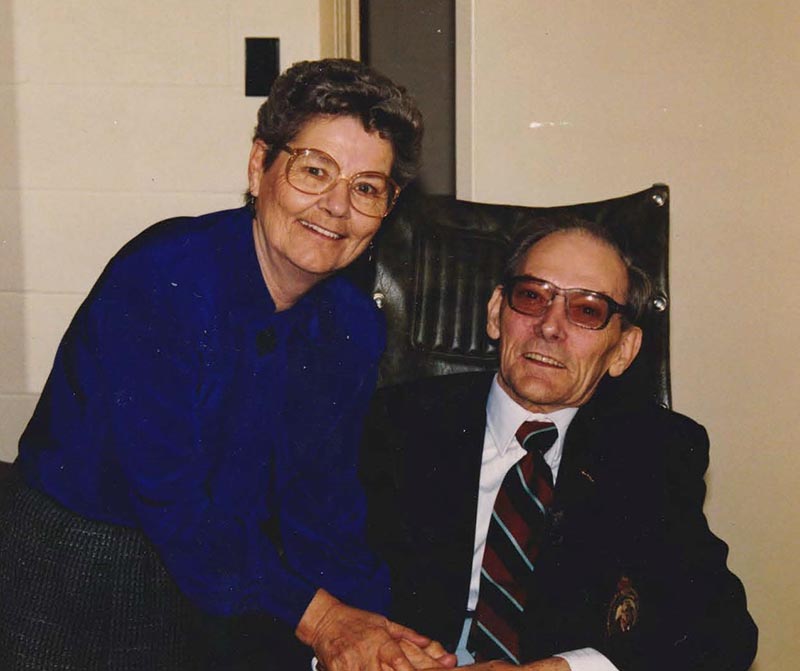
[486,373,579,456]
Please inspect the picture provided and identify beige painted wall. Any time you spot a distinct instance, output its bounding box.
[0,0,323,458]
[457,1,799,669]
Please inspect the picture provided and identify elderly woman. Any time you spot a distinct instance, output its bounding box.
[0,59,452,671]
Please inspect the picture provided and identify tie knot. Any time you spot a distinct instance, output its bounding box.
[515,420,557,456]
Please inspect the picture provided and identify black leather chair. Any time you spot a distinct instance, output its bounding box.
[358,184,671,408]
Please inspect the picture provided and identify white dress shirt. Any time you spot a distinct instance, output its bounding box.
[454,376,617,671]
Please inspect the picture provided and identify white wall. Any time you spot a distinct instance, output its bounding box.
[0,0,322,457]
[457,1,799,669]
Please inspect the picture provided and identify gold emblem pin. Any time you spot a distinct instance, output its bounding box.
[606,575,640,636]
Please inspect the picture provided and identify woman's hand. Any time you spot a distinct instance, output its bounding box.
[384,639,457,670]
[297,589,457,671]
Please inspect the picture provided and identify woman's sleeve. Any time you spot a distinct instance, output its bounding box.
[276,347,391,617]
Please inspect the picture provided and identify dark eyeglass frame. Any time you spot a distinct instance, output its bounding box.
[280,145,400,218]
[503,275,632,330]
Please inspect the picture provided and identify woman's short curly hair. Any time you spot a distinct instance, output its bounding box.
[253,58,424,188]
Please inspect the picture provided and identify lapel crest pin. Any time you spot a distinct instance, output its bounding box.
[606,575,639,636]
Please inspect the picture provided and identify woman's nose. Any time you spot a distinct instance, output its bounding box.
[318,179,351,217]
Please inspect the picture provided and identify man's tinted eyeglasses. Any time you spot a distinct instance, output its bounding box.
[503,275,631,330]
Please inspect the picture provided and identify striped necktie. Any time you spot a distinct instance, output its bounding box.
[467,420,558,663]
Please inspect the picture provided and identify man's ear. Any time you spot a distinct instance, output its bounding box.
[608,325,643,378]
[486,286,504,341]
[247,140,268,197]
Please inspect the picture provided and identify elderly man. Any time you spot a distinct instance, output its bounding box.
[361,217,757,671]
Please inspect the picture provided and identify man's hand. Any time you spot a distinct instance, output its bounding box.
[524,659,570,671]
[419,657,569,671]
[297,588,457,671]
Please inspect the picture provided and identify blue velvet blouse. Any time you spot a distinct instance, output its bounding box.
[18,206,389,626]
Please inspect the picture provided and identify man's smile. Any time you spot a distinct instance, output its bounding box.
[523,352,566,368]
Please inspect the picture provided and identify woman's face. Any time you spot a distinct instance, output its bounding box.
[248,115,394,290]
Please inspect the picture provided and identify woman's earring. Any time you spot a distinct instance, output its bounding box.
[247,193,257,215]
[367,240,375,263]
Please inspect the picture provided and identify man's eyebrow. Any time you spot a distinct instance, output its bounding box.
[517,275,618,298]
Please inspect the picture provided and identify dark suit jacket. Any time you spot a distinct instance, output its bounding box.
[361,372,757,671]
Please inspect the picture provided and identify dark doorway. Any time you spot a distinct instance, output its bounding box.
[361,0,455,196]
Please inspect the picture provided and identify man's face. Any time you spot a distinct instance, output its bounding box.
[486,230,643,414]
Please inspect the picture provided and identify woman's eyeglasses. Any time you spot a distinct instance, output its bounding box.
[281,146,399,218]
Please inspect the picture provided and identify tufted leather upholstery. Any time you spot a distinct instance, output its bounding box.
[352,184,671,408]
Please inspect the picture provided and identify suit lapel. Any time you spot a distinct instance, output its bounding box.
[434,374,494,582]
[396,372,493,646]
[521,402,613,660]
[554,405,603,508]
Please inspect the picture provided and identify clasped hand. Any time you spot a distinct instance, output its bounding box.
[418,658,570,671]
[297,589,457,671]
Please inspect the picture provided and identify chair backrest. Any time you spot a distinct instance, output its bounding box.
[361,184,671,408]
